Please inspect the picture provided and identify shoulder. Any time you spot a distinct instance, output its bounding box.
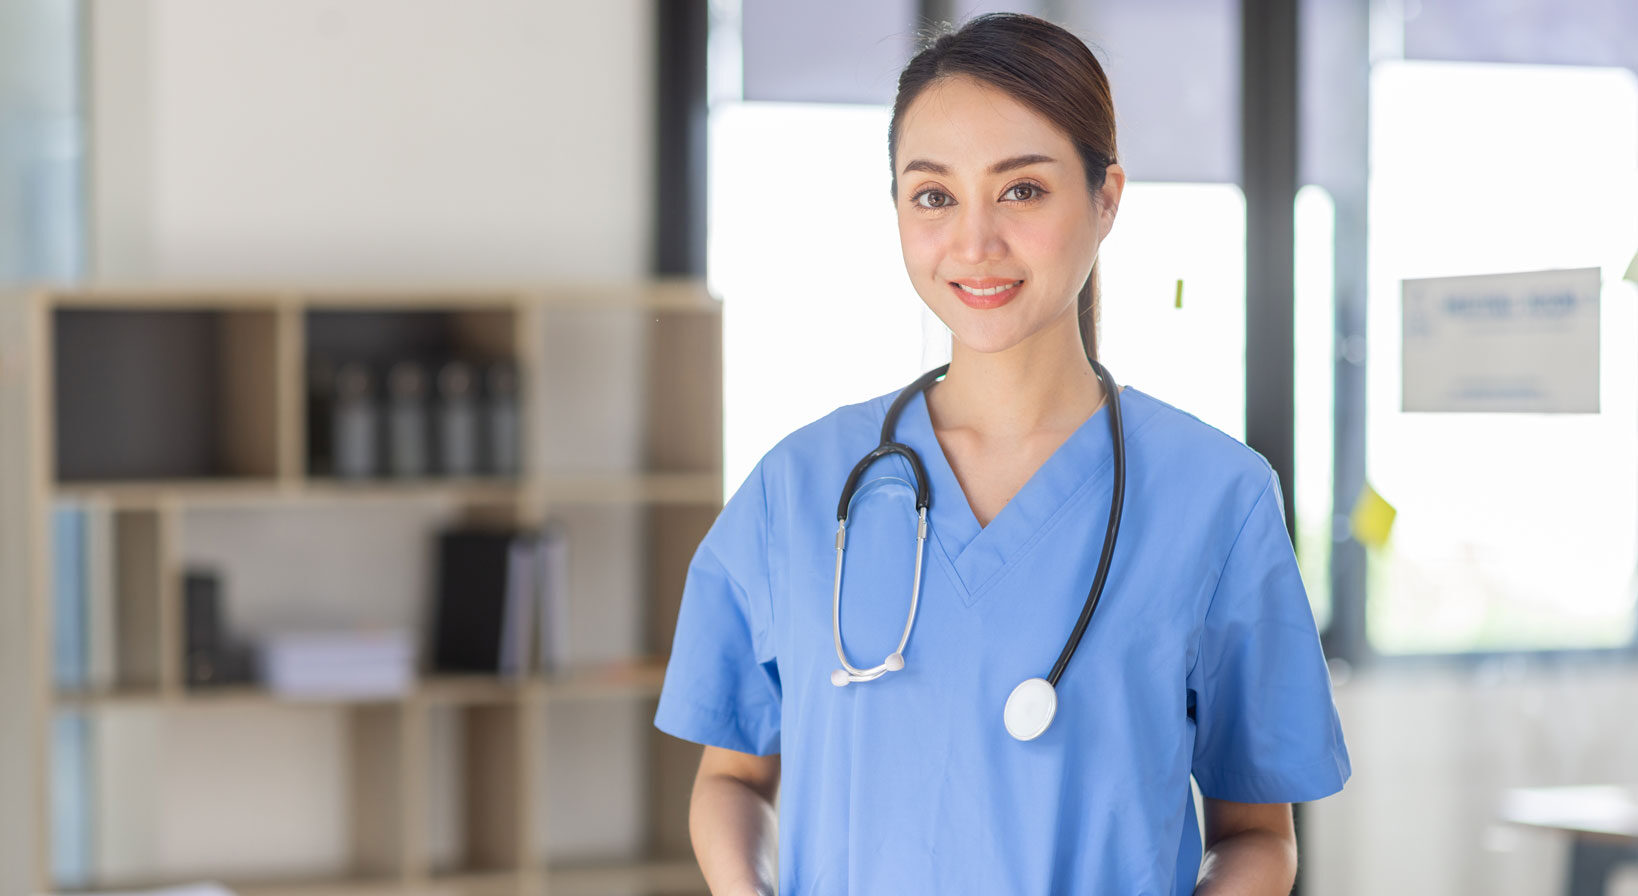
[758,387,897,479]
[720,386,900,521]
[1120,386,1280,511]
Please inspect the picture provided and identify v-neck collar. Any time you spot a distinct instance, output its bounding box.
[884,385,1132,607]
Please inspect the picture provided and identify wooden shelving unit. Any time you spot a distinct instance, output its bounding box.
[13,282,721,895]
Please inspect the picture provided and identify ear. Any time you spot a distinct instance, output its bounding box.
[1098,163,1126,232]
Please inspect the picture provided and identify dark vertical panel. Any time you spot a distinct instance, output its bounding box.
[1242,0,1299,534]
[1304,0,1370,667]
[654,0,709,277]
[1243,2,1303,888]
[920,0,959,26]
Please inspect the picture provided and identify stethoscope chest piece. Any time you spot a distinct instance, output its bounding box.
[1003,677,1058,741]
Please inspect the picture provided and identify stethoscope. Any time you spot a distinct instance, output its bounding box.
[829,360,1127,742]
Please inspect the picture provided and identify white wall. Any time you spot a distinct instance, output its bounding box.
[1304,663,1638,896]
[84,0,658,882]
[91,0,653,283]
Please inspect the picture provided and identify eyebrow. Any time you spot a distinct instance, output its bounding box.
[900,153,1058,177]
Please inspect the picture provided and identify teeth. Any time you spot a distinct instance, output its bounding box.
[956,281,1021,297]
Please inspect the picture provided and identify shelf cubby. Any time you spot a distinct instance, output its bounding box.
[303,304,527,484]
[54,306,282,483]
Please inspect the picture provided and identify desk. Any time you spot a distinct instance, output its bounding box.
[1501,786,1638,896]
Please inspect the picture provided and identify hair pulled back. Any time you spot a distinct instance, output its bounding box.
[888,13,1119,362]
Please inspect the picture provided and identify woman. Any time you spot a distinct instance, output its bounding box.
[655,13,1349,895]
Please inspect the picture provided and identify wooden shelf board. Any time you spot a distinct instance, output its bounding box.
[300,290,526,310]
[54,685,409,711]
[417,870,528,896]
[296,478,525,504]
[66,863,703,896]
[53,477,526,507]
[539,472,721,506]
[54,478,287,506]
[227,877,407,896]
[545,858,705,895]
[44,287,287,309]
[36,279,716,313]
[53,473,719,507]
[54,873,405,896]
[417,675,529,706]
[535,279,719,313]
[541,662,666,701]
[53,664,669,710]
[52,685,174,709]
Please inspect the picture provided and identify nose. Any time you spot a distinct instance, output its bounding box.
[950,202,1006,265]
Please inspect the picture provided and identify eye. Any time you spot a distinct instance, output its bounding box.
[1003,183,1045,202]
[912,189,954,210]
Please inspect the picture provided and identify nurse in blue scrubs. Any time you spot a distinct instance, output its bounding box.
[655,12,1350,895]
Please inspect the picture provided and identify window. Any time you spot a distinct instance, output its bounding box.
[710,102,932,490]
[1365,60,1638,654]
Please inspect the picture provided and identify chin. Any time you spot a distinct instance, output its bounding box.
[944,319,1039,356]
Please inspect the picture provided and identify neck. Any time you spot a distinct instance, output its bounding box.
[928,308,1106,438]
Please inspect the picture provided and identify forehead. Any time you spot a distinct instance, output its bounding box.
[897,75,1074,169]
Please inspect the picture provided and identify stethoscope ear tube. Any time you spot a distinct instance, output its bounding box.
[1044,358,1126,689]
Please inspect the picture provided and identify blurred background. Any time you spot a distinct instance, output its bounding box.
[2,0,1636,895]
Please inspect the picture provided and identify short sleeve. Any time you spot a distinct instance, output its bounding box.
[653,459,782,755]
[1187,471,1351,803]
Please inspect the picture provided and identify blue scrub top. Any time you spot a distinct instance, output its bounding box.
[655,383,1350,895]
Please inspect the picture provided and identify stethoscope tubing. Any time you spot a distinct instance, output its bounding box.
[830,359,1125,702]
[1046,359,1124,688]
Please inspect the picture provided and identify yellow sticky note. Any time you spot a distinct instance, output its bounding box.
[1624,249,1638,284]
[1350,482,1397,548]
[1175,279,1184,309]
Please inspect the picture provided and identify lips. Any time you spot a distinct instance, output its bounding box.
[949,278,1023,309]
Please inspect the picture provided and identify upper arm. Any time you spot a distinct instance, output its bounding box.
[654,459,783,755]
[1187,470,1351,804]
[1201,797,1293,849]
[698,744,781,804]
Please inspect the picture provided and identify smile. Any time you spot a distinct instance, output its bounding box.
[948,279,1024,309]
[954,281,1023,296]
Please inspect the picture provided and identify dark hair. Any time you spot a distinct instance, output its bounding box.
[888,13,1119,362]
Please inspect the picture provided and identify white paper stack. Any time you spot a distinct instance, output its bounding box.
[258,628,415,699]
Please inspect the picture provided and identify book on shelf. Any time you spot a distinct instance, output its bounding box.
[431,522,571,677]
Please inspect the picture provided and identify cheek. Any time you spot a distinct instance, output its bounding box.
[896,217,942,278]
[1015,210,1097,280]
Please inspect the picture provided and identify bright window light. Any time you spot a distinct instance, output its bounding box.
[1367,60,1638,653]
[710,102,930,493]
